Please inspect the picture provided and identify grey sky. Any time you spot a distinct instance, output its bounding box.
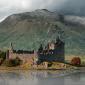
[0,0,67,22]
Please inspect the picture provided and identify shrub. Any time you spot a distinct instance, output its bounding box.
[71,57,81,66]
[0,58,4,65]
[5,57,22,67]
[0,52,6,60]
[0,51,6,65]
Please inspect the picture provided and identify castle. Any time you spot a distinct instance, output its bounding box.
[6,37,65,66]
[6,43,37,65]
[37,37,65,63]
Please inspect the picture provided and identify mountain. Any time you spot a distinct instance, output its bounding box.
[0,9,85,56]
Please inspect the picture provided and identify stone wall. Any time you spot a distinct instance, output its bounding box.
[8,50,37,65]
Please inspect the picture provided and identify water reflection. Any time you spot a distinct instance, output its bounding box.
[68,72,81,81]
[0,71,85,85]
[65,72,85,85]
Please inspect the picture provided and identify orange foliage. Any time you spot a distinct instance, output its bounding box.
[71,57,81,66]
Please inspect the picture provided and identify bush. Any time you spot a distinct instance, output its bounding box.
[0,52,6,60]
[71,57,81,66]
[0,58,4,65]
[5,57,22,67]
[0,51,6,65]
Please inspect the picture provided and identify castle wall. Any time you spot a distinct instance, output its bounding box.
[8,50,37,65]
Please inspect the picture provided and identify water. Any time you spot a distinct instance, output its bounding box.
[0,70,85,85]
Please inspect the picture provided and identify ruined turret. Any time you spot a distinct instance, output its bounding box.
[6,42,14,59]
[10,42,14,52]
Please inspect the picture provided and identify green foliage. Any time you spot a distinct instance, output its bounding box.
[0,58,3,65]
[0,51,6,65]
[0,52,6,60]
[5,57,22,67]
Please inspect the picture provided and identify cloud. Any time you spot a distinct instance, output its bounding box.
[59,0,85,16]
[0,0,67,21]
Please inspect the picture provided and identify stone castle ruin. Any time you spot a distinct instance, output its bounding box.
[6,37,65,66]
[6,43,37,65]
[38,37,65,63]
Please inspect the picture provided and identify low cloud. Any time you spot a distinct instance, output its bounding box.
[0,0,67,21]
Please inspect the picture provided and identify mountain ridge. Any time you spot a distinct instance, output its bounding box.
[0,9,85,56]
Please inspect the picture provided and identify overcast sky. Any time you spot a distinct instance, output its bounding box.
[0,0,68,22]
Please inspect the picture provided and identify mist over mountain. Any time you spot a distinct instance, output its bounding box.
[0,9,85,56]
[0,0,85,22]
[59,0,85,16]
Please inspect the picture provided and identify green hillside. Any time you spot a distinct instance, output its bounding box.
[0,9,85,56]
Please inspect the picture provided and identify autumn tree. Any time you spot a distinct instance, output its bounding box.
[71,57,81,66]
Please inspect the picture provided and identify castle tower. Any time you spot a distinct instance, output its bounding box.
[7,42,14,59]
[10,42,14,52]
[6,42,14,59]
[10,42,13,50]
[55,36,65,62]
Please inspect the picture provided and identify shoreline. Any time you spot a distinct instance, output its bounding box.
[0,64,84,74]
[0,66,78,72]
[0,67,81,78]
[0,66,84,78]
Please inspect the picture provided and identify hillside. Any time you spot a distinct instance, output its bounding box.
[0,9,85,56]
